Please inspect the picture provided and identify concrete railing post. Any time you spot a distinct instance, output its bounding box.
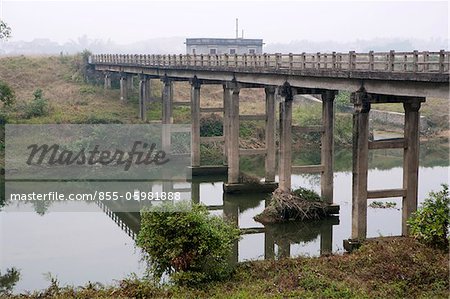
[190,77,201,167]
[402,100,422,235]
[265,86,276,182]
[439,50,445,73]
[368,51,374,71]
[351,89,370,240]
[388,50,395,71]
[321,90,335,203]
[413,50,419,73]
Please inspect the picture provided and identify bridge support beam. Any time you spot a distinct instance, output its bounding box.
[321,91,335,203]
[138,74,148,121]
[227,83,240,184]
[190,78,201,167]
[351,89,370,241]
[127,74,134,91]
[223,84,232,166]
[265,86,277,183]
[162,78,173,153]
[402,100,421,236]
[104,72,111,90]
[119,73,128,102]
[279,84,294,192]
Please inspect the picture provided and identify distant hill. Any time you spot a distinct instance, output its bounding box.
[0,35,447,56]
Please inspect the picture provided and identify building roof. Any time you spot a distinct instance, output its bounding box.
[186,38,263,46]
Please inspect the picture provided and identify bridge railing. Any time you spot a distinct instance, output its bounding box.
[91,51,449,73]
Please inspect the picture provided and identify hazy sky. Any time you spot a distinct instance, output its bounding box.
[1,0,448,44]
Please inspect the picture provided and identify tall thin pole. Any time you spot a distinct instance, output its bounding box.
[235,18,238,39]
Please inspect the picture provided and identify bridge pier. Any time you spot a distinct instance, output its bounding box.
[190,78,201,167]
[223,84,231,166]
[321,90,336,203]
[345,89,425,251]
[227,82,240,184]
[104,72,111,90]
[402,100,422,235]
[162,77,173,153]
[138,74,148,121]
[278,84,294,192]
[119,73,128,102]
[265,86,277,183]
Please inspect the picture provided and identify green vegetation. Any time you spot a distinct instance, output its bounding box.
[23,89,50,119]
[136,203,240,285]
[0,267,20,296]
[408,184,449,249]
[0,20,11,40]
[8,237,448,298]
[0,80,15,107]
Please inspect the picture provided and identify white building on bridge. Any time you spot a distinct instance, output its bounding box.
[185,38,263,55]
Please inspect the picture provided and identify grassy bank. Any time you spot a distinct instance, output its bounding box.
[6,237,448,298]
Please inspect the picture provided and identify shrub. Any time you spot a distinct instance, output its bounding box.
[0,81,15,107]
[407,184,449,249]
[137,202,241,285]
[23,89,49,119]
[200,114,223,137]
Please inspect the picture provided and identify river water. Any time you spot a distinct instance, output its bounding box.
[1,139,448,294]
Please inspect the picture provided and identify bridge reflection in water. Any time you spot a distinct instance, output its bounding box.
[97,175,338,262]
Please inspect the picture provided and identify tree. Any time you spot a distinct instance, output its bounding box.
[0,20,11,40]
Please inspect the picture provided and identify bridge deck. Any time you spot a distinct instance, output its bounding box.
[90,51,449,98]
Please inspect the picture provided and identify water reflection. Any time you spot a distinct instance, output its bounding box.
[1,139,448,293]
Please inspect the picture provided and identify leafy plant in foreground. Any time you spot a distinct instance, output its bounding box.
[137,202,241,285]
[408,184,449,249]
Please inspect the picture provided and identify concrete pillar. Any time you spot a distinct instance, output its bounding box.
[127,75,134,91]
[138,74,147,121]
[279,86,293,192]
[402,100,421,235]
[162,78,173,124]
[190,78,201,167]
[104,73,111,89]
[223,84,231,166]
[320,223,333,255]
[119,74,128,102]
[265,86,276,183]
[162,78,173,153]
[227,83,240,184]
[191,180,200,204]
[351,90,370,240]
[145,78,151,102]
[321,91,335,203]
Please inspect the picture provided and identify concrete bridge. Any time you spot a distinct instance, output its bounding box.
[89,51,449,246]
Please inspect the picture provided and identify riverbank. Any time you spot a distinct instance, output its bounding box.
[5,237,448,298]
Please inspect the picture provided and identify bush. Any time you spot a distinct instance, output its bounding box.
[0,81,15,107]
[200,114,223,137]
[23,89,49,119]
[407,184,449,249]
[137,202,241,285]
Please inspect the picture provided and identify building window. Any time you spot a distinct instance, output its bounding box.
[229,48,236,55]
[248,48,256,54]
[209,48,217,55]
[192,48,196,54]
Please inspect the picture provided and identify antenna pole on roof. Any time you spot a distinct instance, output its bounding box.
[236,18,238,39]
[242,29,244,39]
